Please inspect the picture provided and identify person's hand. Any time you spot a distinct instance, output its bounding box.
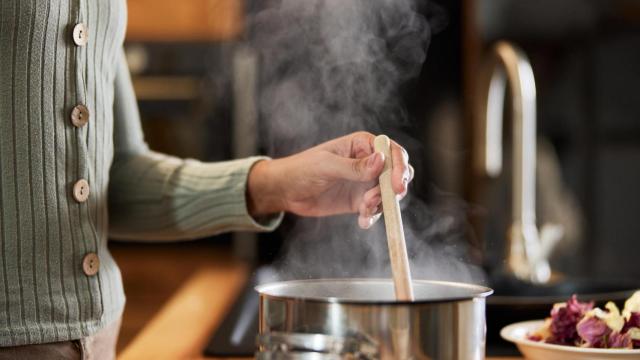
[247,131,414,228]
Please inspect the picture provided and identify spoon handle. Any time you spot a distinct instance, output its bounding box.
[374,135,414,301]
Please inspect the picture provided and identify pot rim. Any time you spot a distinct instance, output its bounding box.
[255,278,493,305]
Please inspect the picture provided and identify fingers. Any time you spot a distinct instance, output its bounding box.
[357,186,382,229]
[316,132,413,230]
[358,212,381,229]
[327,151,385,182]
[356,155,413,228]
[321,131,375,158]
[361,186,381,216]
[356,186,412,229]
[322,132,411,192]
[350,131,375,158]
[390,140,411,195]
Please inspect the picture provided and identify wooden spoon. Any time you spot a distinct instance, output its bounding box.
[374,135,415,301]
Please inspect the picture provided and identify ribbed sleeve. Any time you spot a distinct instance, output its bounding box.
[108,154,283,240]
[107,50,283,240]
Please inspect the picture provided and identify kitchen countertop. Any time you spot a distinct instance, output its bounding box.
[118,254,522,360]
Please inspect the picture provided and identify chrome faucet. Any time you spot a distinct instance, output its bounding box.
[475,41,563,284]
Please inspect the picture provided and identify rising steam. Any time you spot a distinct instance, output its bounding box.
[252,0,484,284]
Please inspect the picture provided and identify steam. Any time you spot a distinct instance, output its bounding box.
[254,0,429,154]
[252,0,484,284]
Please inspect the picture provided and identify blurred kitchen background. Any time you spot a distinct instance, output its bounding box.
[111,0,640,354]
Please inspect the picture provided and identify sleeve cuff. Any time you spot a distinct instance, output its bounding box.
[235,156,285,232]
[169,156,284,234]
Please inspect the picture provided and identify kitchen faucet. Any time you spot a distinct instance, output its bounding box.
[475,41,563,284]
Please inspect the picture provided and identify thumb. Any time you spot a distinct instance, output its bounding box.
[328,151,385,182]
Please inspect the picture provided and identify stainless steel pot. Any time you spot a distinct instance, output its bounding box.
[256,279,493,359]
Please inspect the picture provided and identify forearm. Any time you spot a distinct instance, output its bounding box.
[108,152,283,241]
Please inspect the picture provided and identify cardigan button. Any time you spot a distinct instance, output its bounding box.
[72,179,90,203]
[70,104,89,127]
[72,23,88,46]
[82,253,100,276]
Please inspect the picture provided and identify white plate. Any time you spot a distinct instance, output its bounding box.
[500,320,640,360]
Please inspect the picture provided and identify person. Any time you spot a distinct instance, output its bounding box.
[0,1,413,358]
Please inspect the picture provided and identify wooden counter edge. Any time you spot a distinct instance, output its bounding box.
[118,261,249,360]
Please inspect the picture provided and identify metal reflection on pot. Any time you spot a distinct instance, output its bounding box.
[256,278,492,359]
